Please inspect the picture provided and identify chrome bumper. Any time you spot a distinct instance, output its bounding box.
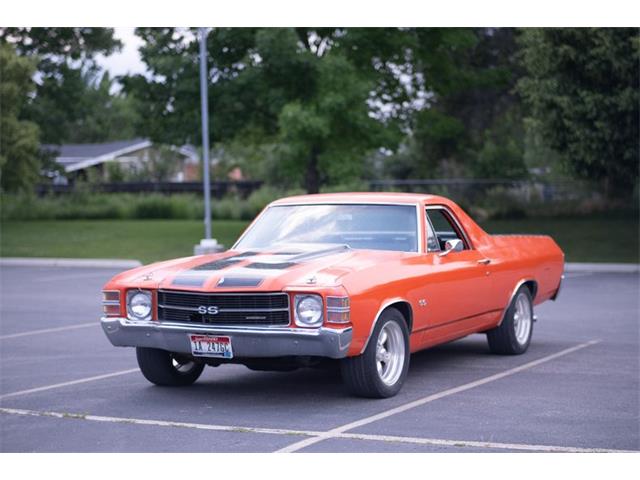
[101,317,352,359]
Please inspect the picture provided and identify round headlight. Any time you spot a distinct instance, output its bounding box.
[295,295,323,327]
[127,290,152,320]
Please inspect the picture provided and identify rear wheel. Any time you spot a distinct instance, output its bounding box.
[340,308,410,398]
[487,286,533,355]
[136,347,205,386]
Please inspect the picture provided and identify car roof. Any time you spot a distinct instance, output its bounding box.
[270,192,443,206]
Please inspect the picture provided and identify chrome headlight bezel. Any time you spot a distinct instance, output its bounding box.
[294,294,324,327]
[126,289,152,321]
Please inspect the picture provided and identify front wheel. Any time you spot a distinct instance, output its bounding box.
[486,286,534,355]
[340,308,410,398]
[136,347,205,386]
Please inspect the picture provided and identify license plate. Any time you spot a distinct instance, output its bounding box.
[188,334,233,358]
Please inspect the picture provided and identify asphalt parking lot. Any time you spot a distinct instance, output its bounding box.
[0,265,638,452]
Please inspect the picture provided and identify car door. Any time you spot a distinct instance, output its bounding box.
[414,206,496,342]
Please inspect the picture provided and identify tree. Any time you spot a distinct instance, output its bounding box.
[124,28,532,190]
[124,28,392,192]
[0,44,42,192]
[409,28,525,179]
[350,28,527,181]
[518,28,639,197]
[277,52,381,192]
[0,28,131,144]
[0,28,121,63]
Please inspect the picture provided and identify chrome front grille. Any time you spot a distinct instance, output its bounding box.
[157,290,290,326]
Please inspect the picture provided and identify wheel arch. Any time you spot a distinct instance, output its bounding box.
[522,279,538,300]
[498,278,537,326]
[360,298,413,354]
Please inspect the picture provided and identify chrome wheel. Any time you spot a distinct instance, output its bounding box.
[171,354,197,374]
[513,292,532,345]
[375,320,406,386]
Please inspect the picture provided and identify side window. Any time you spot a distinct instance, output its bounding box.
[426,208,469,251]
[425,213,439,252]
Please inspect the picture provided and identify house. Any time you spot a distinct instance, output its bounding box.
[42,138,200,183]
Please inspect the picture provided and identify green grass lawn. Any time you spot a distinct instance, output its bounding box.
[0,220,249,264]
[1,216,638,264]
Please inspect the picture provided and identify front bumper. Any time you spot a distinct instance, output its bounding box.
[101,317,352,359]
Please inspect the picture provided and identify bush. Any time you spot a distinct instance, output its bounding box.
[477,186,528,220]
[132,194,195,219]
[0,187,304,222]
[2,185,636,223]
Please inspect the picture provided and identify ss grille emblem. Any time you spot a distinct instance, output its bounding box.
[197,305,219,315]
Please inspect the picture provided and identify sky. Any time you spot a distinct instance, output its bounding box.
[96,27,147,77]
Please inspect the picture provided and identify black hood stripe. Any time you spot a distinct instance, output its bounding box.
[172,246,349,288]
[172,275,209,287]
[245,261,298,270]
[217,276,264,287]
[192,258,243,271]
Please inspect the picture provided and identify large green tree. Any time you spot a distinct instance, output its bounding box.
[124,28,393,192]
[127,28,569,190]
[518,28,639,197]
[0,28,135,144]
[0,44,41,192]
[380,28,527,180]
[270,28,527,182]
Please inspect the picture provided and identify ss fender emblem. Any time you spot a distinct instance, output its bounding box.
[197,305,219,315]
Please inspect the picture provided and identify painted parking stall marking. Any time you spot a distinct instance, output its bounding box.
[1,339,625,453]
[0,368,139,400]
[0,322,97,340]
[276,339,603,453]
[0,404,632,453]
[0,407,323,438]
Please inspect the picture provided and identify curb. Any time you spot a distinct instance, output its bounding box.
[0,258,143,269]
[565,262,639,273]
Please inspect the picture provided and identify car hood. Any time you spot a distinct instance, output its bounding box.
[111,244,409,292]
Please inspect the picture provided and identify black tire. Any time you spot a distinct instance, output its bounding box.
[340,307,410,398]
[136,348,205,386]
[487,286,534,355]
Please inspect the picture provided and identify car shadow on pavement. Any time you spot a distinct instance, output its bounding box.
[131,335,513,406]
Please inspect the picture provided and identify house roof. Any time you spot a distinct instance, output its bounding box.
[42,138,152,173]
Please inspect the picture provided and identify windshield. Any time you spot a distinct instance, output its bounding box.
[235,204,418,253]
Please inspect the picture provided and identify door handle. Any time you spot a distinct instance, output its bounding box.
[477,258,491,265]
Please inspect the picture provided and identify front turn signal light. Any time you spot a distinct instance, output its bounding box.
[327,296,350,324]
[102,290,121,317]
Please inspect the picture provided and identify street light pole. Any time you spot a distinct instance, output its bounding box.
[194,27,223,255]
[199,26,212,240]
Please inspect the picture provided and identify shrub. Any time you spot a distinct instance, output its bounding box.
[132,194,195,219]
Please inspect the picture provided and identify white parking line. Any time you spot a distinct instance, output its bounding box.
[275,339,602,453]
[0,322,97,340]
[0,407,322,438]
[336,432,634,453]
[0,405,631,453]
[0,368,139,400]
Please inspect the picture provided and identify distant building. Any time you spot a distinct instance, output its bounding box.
[42,138,200,183]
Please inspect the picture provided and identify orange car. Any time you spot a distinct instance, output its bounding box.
[101,193,564,398]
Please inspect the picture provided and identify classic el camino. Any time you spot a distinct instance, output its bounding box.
[101,193,564,398]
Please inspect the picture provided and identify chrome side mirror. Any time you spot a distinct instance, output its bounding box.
[438,239,464,257]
